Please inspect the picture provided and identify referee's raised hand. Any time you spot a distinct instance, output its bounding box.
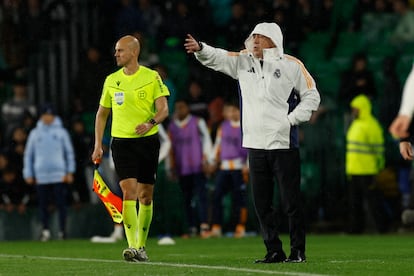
[184,34,201,53]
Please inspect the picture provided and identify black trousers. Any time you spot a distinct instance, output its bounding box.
[36,183,67,232]
[249,148,305,254]
[348,175,389,233]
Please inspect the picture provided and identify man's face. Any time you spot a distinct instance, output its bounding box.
[351,107,360,119]
[252,34,275,59]
[175,101,190,120]
[114,41,134,67]
[223,105,240,121]
[41,113,55,125]
[228,105,240,122]
[13,84,27,98]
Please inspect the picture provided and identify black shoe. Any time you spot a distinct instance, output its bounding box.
[285,249,306,263]
[255,251,287,263]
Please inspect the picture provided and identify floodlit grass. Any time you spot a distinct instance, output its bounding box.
[1,234,414,275]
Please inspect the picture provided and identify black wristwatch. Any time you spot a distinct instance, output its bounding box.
[149,118,157,125]
[198,41,204,51]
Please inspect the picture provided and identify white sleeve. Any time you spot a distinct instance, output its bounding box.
[399,65,414,119]
[209,127,222,164]
[288,62,321,125]
[197,118,213,159]
[157,124,171,163]
[194,43,239,80]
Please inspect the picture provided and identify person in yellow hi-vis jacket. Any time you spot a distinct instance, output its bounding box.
[346,94,389,234]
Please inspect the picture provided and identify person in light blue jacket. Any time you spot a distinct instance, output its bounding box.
[23,103,75,241]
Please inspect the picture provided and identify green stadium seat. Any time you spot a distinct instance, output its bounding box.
[316,72,341,98]
[333,0,358,23]
[331,56,350,72]
[299,32,333,69]
[306,32,332,46]
[401,42,414,55]
[367,55,385,71]
[159,45,189,94]
[332,31,365,58]
[361,13,398,44]
[81,112,96,135]
[373,71,384,95]
[301,162,321,198]
[313,59,339,73]
[299,43,328,71]
[366,42,396,57]
[396,54,414,83]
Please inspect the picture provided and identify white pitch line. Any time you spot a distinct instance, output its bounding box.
[0,254,329,276]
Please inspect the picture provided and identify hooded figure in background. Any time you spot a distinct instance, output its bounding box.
[346,94,389,234]
[23,103,75,241]
[185,22,320,263]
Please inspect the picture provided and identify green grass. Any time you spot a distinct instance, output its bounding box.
[1,234,414,275]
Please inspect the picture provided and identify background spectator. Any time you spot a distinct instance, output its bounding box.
[389,0,414,49]
[23,103,75,241]
[72,45,112,115]
[4,126,27,174]
[0,165,33,214]
[158,1,197,48]
[185,79,209,122]
[69,117,92,205]
[346,94,389,233]
[1,79,36,144]
[338,52,377,108]
[166,99,213,238]
[208,100,249,238]
[113,0,143,39]
[225,2,251,50]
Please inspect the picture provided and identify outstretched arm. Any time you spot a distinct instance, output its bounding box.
[184,34,239,79]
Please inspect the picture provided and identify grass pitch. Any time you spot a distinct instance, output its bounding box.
[1,234,413,275]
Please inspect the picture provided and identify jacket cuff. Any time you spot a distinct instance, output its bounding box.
[400,137,412,143]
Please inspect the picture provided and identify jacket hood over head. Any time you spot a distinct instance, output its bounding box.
[37,115,63,129]
[350,94,372,119]
[244,22,284,57]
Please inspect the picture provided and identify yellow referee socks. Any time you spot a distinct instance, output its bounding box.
[122,200,138,248]
[136,201,153,249]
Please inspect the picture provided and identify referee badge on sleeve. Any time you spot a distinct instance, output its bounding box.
[115,92,124,105]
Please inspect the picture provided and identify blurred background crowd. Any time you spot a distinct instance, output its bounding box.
[1,0,414,239]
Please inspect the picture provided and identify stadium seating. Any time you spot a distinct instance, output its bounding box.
[332,31,365,59]
[298,31,331,70]
[158,37,189,96]
[397,54,414,83]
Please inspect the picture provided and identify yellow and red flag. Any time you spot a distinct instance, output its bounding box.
[92,160,123,223]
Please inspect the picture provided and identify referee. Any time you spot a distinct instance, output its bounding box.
[91,35,169,262]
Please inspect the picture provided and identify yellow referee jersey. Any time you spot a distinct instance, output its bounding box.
[100,66,170,138]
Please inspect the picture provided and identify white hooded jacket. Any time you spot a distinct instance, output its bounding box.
[195,22,320,150]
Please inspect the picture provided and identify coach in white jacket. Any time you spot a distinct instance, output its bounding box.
[185,22,320,263]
